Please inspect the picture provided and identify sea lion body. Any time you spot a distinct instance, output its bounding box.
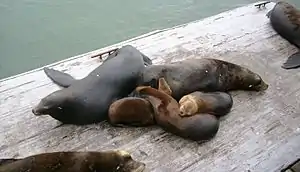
[0,150,145,172]
[108,78,173,127]
[267,1,300,69]
[138,58,268,101]
[32,45,152,125]
[179,91,233,117]
[136,79,219,141]
[108,97,155,127]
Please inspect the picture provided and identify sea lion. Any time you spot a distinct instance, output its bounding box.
[138,58,268,101]
[107,78,173,127]
[179,91,233,117]
[265,1,300,69]
[135,78,219,142]
[0,150,145,172]
[32,45,152,125]
[108,97,155,127]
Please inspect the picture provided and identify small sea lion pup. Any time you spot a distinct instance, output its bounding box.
[0,150,146,172]
[179,91,233,117]
[135,78,220,142]
[108,77,173,127]
[137,58,268,101]
[264,1,300,69]
[32,45,152,125]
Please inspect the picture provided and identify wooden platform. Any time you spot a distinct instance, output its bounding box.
[0,2,300,172]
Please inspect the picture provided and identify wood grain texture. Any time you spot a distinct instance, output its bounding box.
[1,2,300,172]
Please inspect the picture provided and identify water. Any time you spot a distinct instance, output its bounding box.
[0,0,299,79]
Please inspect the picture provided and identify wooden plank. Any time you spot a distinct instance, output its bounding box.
[1,1,300,172]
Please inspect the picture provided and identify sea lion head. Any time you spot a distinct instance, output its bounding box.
[235,68,269,91]
[178,95,203,117]
[138,66,167,88]
[115,150,146,172]
[108,97,155,127]
[32,89,79,122]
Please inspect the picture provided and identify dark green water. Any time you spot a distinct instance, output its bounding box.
[0,0,299,79]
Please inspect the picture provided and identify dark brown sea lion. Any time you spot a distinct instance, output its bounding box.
[107,78,173,127]
[32,45,152,125]
[135,78,219,142]
[0,150,145,172]
[137,58,268,101]
[265,1,300,69]
[179,91,233,117]
[108,97,155,127]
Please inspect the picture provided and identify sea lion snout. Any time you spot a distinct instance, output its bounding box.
[252,74,269,91]
[32,107,41,116]
[124,160,146,172]
[254,80,269,91]
[32,105,47,116]
[117,150,146,172]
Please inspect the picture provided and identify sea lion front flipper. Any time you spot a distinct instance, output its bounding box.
[44,67,76,88]
[136,86,173,105]
[158,78,172,96]
[282,51,300,69]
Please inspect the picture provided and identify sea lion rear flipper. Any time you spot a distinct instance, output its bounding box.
[142,54,152,66]
[0,158,20,165]
[282,51,300,69]
[44,67,76,87]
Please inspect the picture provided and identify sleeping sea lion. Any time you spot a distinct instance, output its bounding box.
[137,58,268,101]
[266,1,300,69]
[135,78,219,142]
[0,150,145,172]
[32,45,152,125]
[178,91,233,117]
[108,78,173,127]
[108,97,155,127]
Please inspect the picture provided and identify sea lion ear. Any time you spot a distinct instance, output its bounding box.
[135,86,151,92]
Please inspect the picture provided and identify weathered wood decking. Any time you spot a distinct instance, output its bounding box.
[0,2,300,172]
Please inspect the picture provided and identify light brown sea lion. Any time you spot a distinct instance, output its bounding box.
[179,91,233,117]
[0,150,145,172]
[135,78,219,142]
[138,58,268,101]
